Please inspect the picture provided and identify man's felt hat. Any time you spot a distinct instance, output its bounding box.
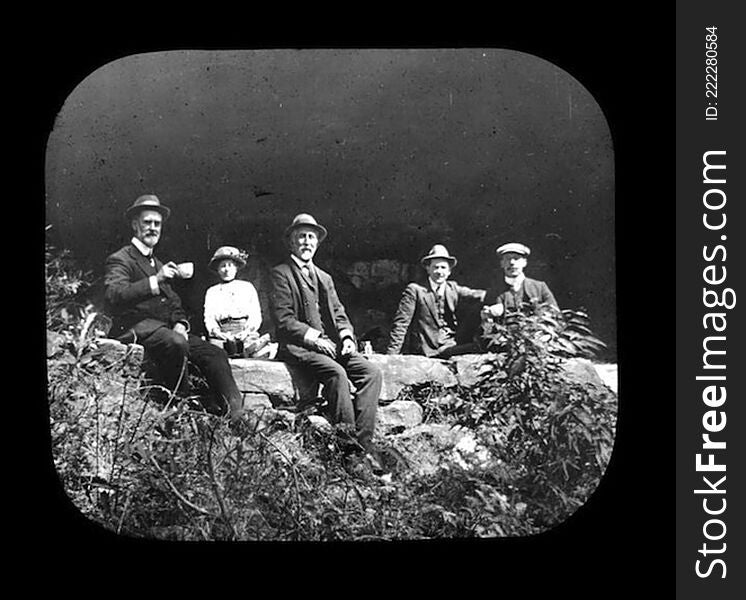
[208,246,247,271]
[496,242,531,257]
[284,213,328,243]
[125,194,171,221]
[421,244,457,267]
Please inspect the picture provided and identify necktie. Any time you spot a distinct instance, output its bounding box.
[434,286,444,316]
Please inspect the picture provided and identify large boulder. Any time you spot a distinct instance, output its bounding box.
[387,423,492,476]
[230,358,318,408]
[593,363,618,393]
[377,400,423,433]
[561,357,605,388]
[449,353,498,388]
[366,354,458,401]
[229,354,611,420]
[451,354,610,391]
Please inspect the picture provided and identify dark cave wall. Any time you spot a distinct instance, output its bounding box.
[45,49,616,356]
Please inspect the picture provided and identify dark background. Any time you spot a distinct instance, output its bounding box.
[44,48,615,356]
[29,17,674,595]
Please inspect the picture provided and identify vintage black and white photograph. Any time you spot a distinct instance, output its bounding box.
[44,48,618,541]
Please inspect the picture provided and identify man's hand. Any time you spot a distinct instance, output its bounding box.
[314,336,337,358]
[481,303,504,319]
[173,322,188,341]
[156,261,180,282]
[340,338,356,357]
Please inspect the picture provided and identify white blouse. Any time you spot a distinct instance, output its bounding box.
[203,279,262,338]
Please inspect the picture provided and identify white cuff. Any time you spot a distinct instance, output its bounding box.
[303,327,322,345]
[149,275,159,295]
[339,328,354,341]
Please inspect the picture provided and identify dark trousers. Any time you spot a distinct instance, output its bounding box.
[141,327,243,416]
[436,341,481,359]
[289,350,381,451]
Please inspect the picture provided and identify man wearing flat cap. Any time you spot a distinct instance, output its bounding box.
[269,213,382,467]
[104,194,244,419]
[386,244,486,358]
[482,242,558,321]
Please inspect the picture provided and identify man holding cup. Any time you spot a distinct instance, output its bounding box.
[104,194,244,420]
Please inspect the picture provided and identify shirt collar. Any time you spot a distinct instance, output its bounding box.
[131,237,153,257]
[504,273,526,291]
[290,254,313,271]
[429,278,445,294]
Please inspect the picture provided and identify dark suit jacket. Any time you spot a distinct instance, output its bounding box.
[104,243,188,341]
[386,280,486,357]
[485,277,558,313]
[270,259,354,359]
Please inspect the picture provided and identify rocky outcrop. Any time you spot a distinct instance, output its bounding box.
[365,354,458,400]
[376,400,424,433]
[229,358,318,408]
[593,363,618,393]
[560,357,605,388]
[387,423,492,476]
[80,342,614,439]
[228,353,608,408]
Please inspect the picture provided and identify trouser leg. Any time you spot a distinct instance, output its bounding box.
[291,351,356,427]
[141,326,190,395]
[187,334,244,416]
[339,353,382,451]
[436,341,480,358]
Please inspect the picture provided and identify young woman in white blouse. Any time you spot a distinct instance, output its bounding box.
[203,246,276,358]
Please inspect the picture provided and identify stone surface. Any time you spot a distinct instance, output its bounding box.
[307,414,333,432]
[377,400,423,433]
[367,354,458,401]
[46,330,68,358]
[88,339,127,362]
[229,354,612,421]
[388,424,489,476]
[77,340,144,377]
[230,358,319,407]
[593,363,618,393]
[242,393,274,411]
[450,353,499,388]
[561,357,605,388]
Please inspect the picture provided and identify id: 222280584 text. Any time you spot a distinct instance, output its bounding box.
[705,26,718,121]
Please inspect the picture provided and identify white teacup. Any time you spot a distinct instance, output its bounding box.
[176,262,194,279]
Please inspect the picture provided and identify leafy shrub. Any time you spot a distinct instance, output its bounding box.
[409,307,617,529]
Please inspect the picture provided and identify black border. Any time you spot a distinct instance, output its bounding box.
[30,18,674,592]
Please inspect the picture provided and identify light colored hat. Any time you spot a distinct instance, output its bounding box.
[125,194,171,220]
[284,213,328,243]
[209,246,247,271]
[421,244,457,267]
[496,242,531,257]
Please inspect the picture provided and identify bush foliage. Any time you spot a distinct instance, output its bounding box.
[46,244,616,540]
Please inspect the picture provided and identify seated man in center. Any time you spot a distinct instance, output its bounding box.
[269,213,382,467]
[386,244,486,358]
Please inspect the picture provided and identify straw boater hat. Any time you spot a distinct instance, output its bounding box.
[125,194,171,221]
[284,213,328,243]
[496,242,531,257]
[421,244,457,267]
[209,246,247,271]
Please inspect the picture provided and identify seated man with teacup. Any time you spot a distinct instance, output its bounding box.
[104,194,245,420]
[203,246,276,359]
